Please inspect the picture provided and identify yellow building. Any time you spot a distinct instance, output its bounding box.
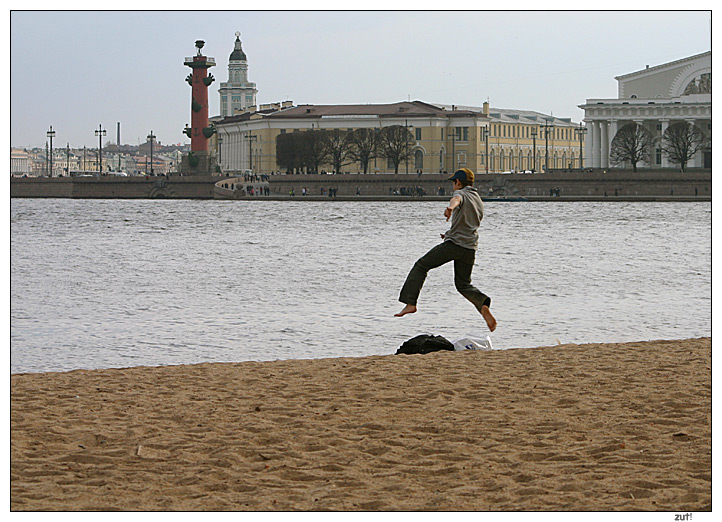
[214,100,582,175]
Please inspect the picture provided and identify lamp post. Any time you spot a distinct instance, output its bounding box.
[46,126,55,177]
[247,133,257,172]
[405,119,415,175]
[531,128,537,172]
[575,123,587,170]
[217,134,223,171]
[450,126,457,172]
[95,124,106,173]
[147,131,156,175]
[66,143,70,177]
[480,126,490,174]
[541,118,554,172]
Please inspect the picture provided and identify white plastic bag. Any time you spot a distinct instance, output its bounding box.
[452,335,493,351]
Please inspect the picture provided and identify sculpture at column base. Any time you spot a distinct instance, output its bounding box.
[179,150,219,176]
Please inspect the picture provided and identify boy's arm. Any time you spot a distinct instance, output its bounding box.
[444,195,462,221]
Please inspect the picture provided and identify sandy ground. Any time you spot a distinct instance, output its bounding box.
[11,337,711,511]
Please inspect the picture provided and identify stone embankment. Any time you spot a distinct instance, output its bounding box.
[11,169,711,201]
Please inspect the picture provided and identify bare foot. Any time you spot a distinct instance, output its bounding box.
[394,304,417,317]
[481,305,497,332]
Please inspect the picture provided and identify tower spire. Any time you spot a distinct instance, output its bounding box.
[219,31,257,117]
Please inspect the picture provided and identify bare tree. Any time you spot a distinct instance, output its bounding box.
[276,130,331,174]
[378,125,414,174]
[323,129,353,174]
[300,130,330,174]
[609,123,653,172]
[347,128,378,174]
[661,122,708,172]
[276,132,302,173]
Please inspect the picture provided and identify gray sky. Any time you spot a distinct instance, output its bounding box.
[10,9,712,149]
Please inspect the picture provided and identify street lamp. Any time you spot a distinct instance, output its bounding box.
[66,143,70,177]
[481,127,490,174]
[450,126,456,172]
[530,128,537,172]
[247,133,257,172]
[217,134,223,171]
[46,126,55,177]
[541,118,554,172]
[147,131,156,175]
[575,123,587,170]
[95,124,106,173]
[405,119,414,175]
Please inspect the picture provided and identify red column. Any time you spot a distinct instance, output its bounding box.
[184,42,215,153]
[189,56,211,152]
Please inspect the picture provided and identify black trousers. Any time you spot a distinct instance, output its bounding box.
[399,241,491,311]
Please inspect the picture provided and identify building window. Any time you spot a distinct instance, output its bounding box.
[414,150,423,170]
[656,148,662,165]
[415,128,422,140]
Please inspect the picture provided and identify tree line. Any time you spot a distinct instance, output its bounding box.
[610,122,709,172]
[275,125,416,174]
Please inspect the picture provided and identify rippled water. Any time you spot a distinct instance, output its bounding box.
[11,199,711,374]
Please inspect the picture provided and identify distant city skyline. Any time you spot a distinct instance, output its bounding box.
[10,10,712,149]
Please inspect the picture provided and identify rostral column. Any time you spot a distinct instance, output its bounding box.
[182,40,217,174]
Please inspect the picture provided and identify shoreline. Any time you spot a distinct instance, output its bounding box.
[11,337,711,511]
[223,195,712,202]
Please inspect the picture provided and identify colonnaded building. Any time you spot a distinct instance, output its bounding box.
[580,51,711,170]
[211,34,583,175]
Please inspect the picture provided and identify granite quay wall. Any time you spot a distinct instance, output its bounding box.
[10,175,225,199]
[267,169,711,199]
[10,169,711,201]
[10,177,74,198]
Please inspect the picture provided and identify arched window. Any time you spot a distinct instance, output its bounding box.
[414,149,424,170]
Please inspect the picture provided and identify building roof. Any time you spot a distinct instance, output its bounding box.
[614,51,710,81]
[433,103,578,126]
[218,107,279,124]
[263,100,478,119]
[216,100,578,126]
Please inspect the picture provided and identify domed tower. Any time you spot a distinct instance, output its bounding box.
[219,32,258,117]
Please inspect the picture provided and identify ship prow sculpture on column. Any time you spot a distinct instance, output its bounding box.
[180,39,219,176]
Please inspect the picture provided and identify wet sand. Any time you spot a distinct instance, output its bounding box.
[11,337,711,511]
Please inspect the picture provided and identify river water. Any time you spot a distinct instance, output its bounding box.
[10,199,711,374]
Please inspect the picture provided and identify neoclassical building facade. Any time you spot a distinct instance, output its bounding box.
[580,51,711,169]
[214,100,582,175]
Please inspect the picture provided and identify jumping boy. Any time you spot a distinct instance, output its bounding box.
[394,168,497,332]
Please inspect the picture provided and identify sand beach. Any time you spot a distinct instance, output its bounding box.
[10,337,711,511]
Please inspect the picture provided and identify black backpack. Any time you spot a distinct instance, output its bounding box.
[396,334,455,355]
